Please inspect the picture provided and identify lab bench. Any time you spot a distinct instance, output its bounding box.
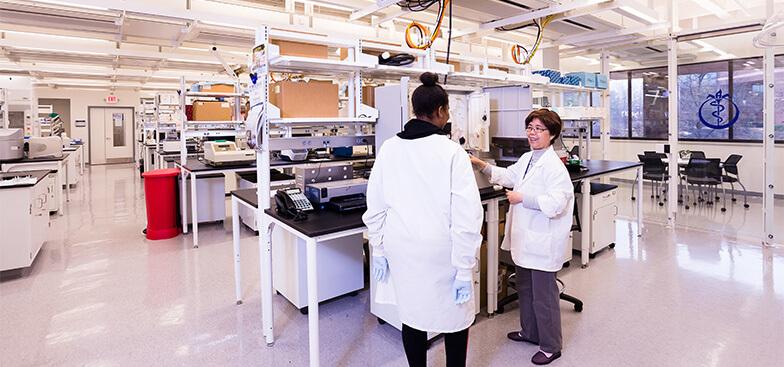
[0,170,51,271]
[0,152,72,215]
[230,188,367,363]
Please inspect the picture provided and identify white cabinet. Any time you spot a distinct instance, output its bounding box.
[272,229,365,310]
[0,171,50,271]
[573,183,618,256]
[184,174,225,224]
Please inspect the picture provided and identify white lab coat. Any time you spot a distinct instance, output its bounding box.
[487,146,574,272]
[362,134,483,333]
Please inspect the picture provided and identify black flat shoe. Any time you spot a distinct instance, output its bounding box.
[531,351,561,365]
[506,331,539,345]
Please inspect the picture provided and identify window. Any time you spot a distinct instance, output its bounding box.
[678,62,730,140]
[609,72,629,137]
[732,59,764,140]
[631,68,668,139]
[609,55,783,142]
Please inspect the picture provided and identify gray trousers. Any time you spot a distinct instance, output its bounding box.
[516,266,562,354]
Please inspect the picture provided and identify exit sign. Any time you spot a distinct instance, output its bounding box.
[105,95,119,104]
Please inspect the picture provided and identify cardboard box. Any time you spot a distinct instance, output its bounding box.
[200,83,235,93]
[191,101,233,121]
[270,80,338,118]
[362,85,375,108]
[272,40,328,59]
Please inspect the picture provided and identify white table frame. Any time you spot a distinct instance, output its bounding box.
[230,192,367,367]
[177,162,257,248]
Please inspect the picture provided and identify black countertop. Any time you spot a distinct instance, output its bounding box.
[0,170,50,189]
[236,170,294,183]
[569,160,641,181]
[480,186,507,201]
[176,158,256,172]
[1,152,70,163]
[232,188,366,238]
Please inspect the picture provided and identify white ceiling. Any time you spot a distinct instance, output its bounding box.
[0,0,779,91]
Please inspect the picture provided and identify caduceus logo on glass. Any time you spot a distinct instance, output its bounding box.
[698,89,740,130]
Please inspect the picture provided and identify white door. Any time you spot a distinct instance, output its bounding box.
[90,107,134,164]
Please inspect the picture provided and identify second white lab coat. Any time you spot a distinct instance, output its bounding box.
[362,134,483,333]
[488,146,574,272]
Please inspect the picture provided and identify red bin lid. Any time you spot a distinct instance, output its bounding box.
[142,168,180,178]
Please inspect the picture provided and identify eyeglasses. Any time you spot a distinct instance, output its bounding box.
[526,126,548,134]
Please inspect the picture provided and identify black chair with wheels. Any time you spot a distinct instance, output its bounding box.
[632,154,669,206]
[721,154,749,209]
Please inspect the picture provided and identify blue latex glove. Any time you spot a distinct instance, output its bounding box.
[453,279,473,305]
[372,256,389,282]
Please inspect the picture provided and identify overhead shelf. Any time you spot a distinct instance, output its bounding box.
[269,55,375,74]
[185,92,244,98]
[270,117,376,126]
[365,65,447,80]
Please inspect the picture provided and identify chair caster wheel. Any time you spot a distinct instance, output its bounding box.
[631,197,636,201]
[721,208,726,212]
[685,206,690,210]
[658,202,664,206]
[744,204,749,208]
[650,195,654,198]
[377,317,386,325]
[574,304,583,312]
[732,198,737,202]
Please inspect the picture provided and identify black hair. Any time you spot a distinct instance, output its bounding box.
[525,108,563,144]
[411,72,449,118]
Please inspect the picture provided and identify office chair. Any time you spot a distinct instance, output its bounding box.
[690,151,706,159]
[721,154,749,209]
[633,154,669,206]
[683,158,723,210]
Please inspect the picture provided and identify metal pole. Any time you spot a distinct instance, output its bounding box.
[762,0,776,246]
[600,51,610,161]
[666,0,680,227]
[252,26,275,347]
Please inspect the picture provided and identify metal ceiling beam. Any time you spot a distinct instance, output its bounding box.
[349,0,397,21]
[551,22,667,47]
[451,0,612,39]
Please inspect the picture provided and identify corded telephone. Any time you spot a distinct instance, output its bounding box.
[275,188,314,221]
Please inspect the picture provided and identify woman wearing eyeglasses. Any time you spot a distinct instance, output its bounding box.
[471,109,574,365]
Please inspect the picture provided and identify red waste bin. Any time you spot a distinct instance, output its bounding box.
[142,168,181,240]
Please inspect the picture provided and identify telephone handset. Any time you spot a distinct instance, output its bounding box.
[275,188,314,220]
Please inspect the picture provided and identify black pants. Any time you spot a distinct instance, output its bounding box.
[516,266,562,354]
[402,324,469,367]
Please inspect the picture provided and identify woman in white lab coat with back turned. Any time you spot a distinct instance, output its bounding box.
[471,109,574,365]
[362,72,483,367]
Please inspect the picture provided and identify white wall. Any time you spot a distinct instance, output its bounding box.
[563,137,784,196]
[34,87,152,163]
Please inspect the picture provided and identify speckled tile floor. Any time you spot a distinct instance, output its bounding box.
[1,164,782,367]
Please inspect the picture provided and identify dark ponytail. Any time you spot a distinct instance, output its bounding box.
[411,72,449,118]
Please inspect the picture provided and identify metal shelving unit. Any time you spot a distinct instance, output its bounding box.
[0,89,8,129]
